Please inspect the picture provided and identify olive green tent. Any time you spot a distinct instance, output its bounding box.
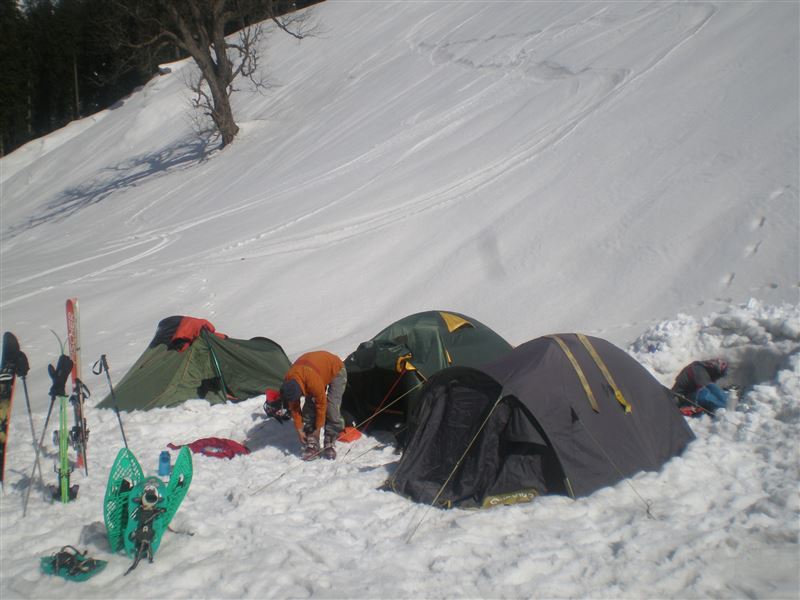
[341,310,513,429]
[97,316,291,411]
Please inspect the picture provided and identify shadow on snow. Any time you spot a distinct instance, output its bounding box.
[8,135,216,238]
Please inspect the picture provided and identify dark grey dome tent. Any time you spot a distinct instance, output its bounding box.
[387,333,695,508]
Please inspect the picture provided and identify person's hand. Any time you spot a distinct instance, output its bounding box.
[298,430,306,445]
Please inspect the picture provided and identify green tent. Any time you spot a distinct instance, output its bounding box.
[97,316,291,411]
[341,310,513,429]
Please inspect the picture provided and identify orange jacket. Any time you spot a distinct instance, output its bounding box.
[285,351,344,432]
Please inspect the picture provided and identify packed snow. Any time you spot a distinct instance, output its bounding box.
[1,1,798,598]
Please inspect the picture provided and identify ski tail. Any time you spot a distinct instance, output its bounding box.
[47,354,77,503]
[57,395,72,502]
[1,332,22,488]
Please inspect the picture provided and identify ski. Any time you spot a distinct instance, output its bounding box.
[48,354,78,503]
[66,298,89,475]
[0,332,21,491]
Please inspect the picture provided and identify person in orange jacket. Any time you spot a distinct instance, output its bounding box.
[265,350,347,460]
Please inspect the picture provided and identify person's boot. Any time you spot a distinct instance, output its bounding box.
[322,432,337,460]
[301,432,320,461]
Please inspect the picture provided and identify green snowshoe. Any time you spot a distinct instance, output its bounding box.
[40,545,107,581]
[119,446,193,574]
[103,447,144,553]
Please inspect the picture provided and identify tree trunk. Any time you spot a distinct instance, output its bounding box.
[215,100,240,147]
[206,77,239,147]
[73,53,80,119]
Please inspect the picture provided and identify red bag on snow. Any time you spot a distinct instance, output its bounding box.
[168,437,250,459]
[680,406,704,418]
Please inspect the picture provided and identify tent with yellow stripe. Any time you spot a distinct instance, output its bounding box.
[386,333,695,508]
[341,311,513,430]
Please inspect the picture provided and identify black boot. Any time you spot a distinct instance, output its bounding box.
[301,432,320,461]
[322,433,337,460]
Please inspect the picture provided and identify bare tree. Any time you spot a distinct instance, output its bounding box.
[114,0,317,147]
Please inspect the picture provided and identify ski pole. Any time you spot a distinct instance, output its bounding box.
[17,352,44,492]
[21,377,44,489]
[23,354,73,516]
[22,395,56,517]
[93,355,128,449]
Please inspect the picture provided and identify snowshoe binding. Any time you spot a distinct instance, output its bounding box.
[124,477,168,575]
[40,545,107,582]
[114,446,193,574]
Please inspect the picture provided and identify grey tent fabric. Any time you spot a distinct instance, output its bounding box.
[388,334,695,508]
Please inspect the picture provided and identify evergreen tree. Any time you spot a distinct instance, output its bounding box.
[0,0,30,154]
[0,0,322,155]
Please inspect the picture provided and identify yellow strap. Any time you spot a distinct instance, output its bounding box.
[549,336,599,413]
[577,334,632,413]
[395,353,415,373]
[439,312,473,333]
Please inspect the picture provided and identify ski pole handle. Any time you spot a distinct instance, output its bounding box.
[92,355,108,376]
[94,355,129,450]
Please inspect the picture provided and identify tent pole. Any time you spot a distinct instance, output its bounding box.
[363,370,405,432]
[201,329,231,400]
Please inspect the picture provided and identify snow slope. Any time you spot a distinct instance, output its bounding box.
[0,1,798,598]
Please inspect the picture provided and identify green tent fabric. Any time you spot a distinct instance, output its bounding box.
[97,316,291,411]
[341,310,513,429]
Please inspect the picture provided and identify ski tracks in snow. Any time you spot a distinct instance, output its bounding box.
[214,2,721,262]
[197,3,722,267]
[0,2,722,299]
[0,194,269,307]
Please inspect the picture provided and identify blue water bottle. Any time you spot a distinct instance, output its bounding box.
[158,450,171,476]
